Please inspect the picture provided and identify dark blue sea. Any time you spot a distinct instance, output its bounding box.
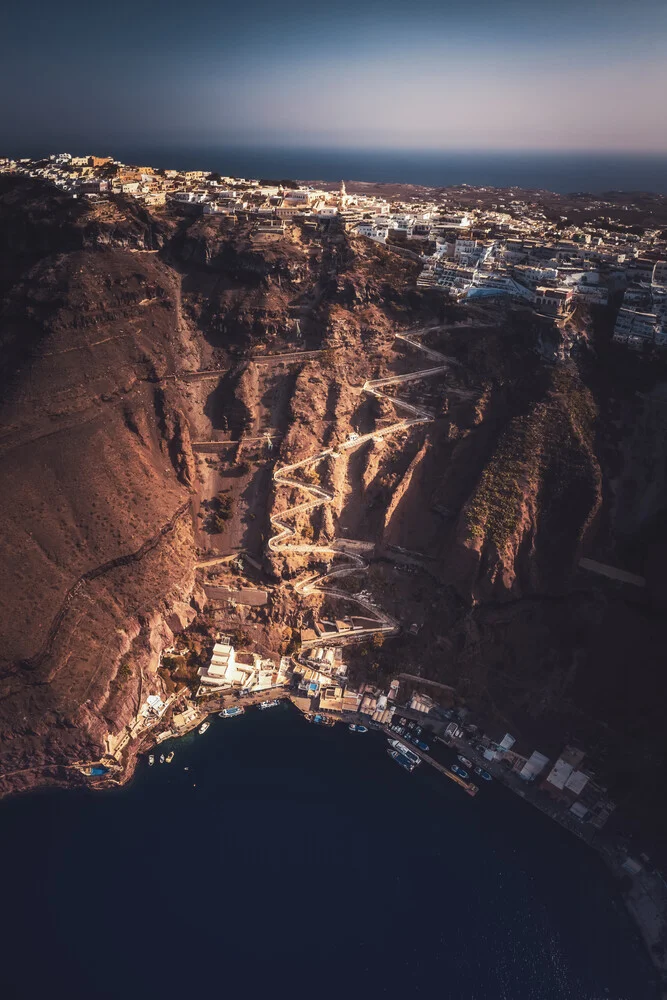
[147,148,667,195]
[9,142,667,195]
[0,706,658,1000]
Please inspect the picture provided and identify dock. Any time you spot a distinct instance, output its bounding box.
[381,727,478,796]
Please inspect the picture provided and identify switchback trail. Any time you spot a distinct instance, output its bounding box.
[268,328,454,646]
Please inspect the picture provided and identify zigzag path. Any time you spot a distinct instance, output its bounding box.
[268,329,458,647]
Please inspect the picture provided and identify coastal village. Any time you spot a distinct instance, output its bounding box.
[93,621,667,975]
[2,152,667,355]
[4,151,667,982]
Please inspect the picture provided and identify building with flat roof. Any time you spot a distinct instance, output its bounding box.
[519,751,550,781]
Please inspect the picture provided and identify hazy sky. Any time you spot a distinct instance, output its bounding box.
[2,0,667,153]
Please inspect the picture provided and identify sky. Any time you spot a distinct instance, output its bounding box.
[2,0,667,155]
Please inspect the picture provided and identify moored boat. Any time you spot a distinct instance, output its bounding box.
[219,706,245,719]
[457,755,473,767]
[165,751,174,763]
[387,748,415,772]
[159,754,165,764]
[148,754,155,766]
[388,738,420,765]
[451,763,468,778]
[198,721,210,735]
[306,713,336,726]
[348,724,368,733]
[474,766,492,781]
[259,699,280,710]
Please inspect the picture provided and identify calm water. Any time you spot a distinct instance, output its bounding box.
[10,143,667,194]
[141,148,667,195]
[1,706,657,1000]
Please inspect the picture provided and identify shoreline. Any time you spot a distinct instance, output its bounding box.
[120,689,667,990]
[2,685,664,993]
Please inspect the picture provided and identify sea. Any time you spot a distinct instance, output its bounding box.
[9,143,667,195]
[0,705,658,1000]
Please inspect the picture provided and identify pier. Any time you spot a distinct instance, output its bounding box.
[381,726,478,796]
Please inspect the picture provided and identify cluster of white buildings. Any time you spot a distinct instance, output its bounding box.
[612,260,667,349]
[196,635,291,696]
[466,733,615,830]
[3,152,666,352]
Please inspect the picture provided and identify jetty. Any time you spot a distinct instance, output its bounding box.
[381,726,478,796]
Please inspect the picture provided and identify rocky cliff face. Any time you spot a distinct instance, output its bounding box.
[0,179,197,793]
[2,178,667,852]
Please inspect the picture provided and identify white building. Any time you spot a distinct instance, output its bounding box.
[613,307,660,349]
[469,273,534,302]
[198,638,289,693]
[519,751,550,781]
[198,639,243,687]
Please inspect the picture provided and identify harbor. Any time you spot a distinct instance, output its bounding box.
[1,705,657,1000]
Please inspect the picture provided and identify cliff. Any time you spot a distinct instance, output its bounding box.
[0,179,196,793]
[2,178,667,857]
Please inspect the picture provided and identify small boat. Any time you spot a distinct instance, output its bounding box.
[474,766,492,781]
[219,706,245,719]
[414,740,430,752]
[348,724,368,733]
[148,755,155,766]
[388,739,420,765]
[184,767,190,771]
[387,748,415,772]
[198,721,210,735]
[159,754,165,764]
[259,699,280,710]
[309,713,335,727]
[457,755,473,768]
[165,751,174,763]
[451,764,468,779]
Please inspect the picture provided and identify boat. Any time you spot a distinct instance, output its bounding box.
[451,763,468,778]
[148,755,155,766]
[387,748,415,772]
[165,751,174,763]
[307,713,335,727]
[259,699,280,710]
[457,755,473,767]
[159,754,165,764]
[388,739,420,765]
[348,724,368,733]
[198,721,210,735]
[474,766,492,781]
[219,706,245,719]
[414,740,430,752]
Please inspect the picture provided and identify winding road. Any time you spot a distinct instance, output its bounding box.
[268,329,454,644]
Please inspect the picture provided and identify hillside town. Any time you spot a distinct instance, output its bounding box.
[2,152,667,353]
